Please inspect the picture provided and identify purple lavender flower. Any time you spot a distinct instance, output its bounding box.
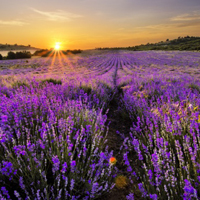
[14,190,21,199]
[71,160,76,172]
[27,142,35,152]
[1,161,17,180]
[52,155,60,174]
[13,145,26,156]
[138,183,147,197]
[1,115,8,123]
[61,162,67,173]
[126,193,134,200]
[151,152,161,175]
[70,179,75,191]
[183,179,197,199]
[150,194,158,200]
[38,139,45,149]
[1,187,10,199]
[36,189,41,200]
[19,176,25,190]
[91,182,99,195]
[148,169,153,180]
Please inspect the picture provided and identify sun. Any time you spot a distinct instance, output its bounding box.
[54,42,61,50]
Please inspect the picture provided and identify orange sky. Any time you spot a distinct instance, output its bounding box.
[0,0,200,49]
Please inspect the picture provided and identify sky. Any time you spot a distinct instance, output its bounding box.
[0,0,200,49]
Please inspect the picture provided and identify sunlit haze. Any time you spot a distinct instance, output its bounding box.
[0,0,200,49]
[54,42,61,50]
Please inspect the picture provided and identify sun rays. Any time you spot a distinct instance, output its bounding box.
[41,43,76,75]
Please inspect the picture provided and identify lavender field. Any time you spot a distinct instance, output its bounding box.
[1,50,200,199]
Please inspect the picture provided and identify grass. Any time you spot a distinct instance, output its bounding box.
[40,78,62,85]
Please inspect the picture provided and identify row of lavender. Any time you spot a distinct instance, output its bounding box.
[87,51,200,199]
[0,77,117,199]
[1,51,200,77]
[0,53,128,200]
[121,71,200,199]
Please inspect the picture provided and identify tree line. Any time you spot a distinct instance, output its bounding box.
[96,36,200,51]
[0,51,31,60]
[33,49,82,57]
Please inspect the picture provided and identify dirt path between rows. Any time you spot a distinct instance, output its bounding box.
[98,61,136,199]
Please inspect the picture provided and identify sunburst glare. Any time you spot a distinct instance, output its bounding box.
[54,42,61,50]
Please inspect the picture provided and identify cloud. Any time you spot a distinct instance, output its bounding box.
[31,8,82,21]
[0,20,28,26]
[170,11,200,28]
[171,11,200,21]
[138,22,200,32]
[176,21,200,28]
[136,24,171,30]
[133,11,200,31]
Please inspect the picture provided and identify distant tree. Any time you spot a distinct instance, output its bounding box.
[7,51,16,59]
[166,39,169,42]
[6,51,31,59]
[15,51,31,59]
[0,54,3,60]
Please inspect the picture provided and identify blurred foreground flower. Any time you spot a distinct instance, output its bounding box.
[115,175,128,189]
[198,115,200,123]
[109,157,117,165]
